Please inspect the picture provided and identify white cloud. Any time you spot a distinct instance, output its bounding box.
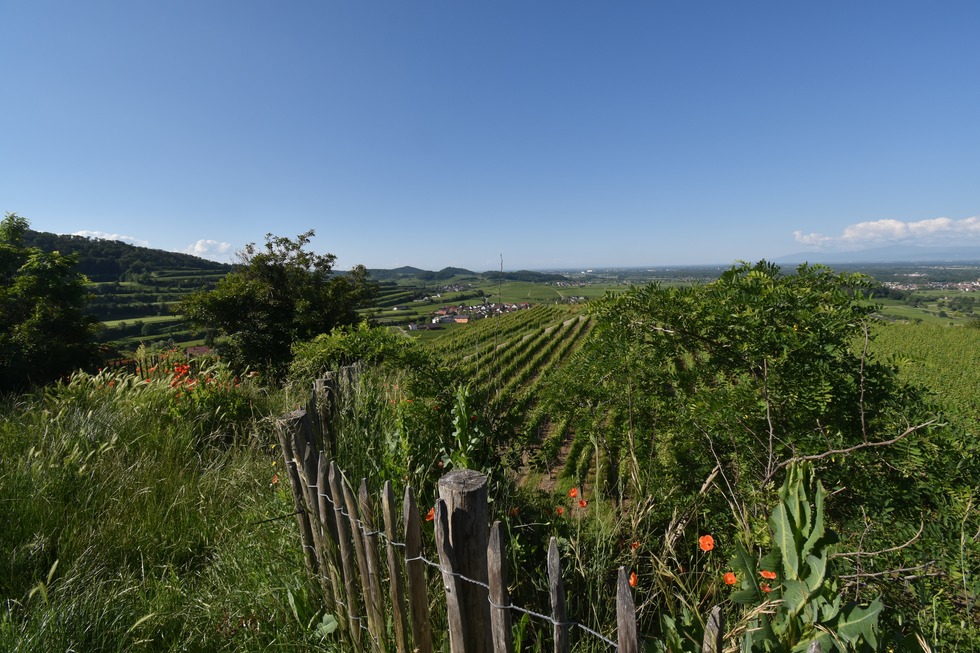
[184,239,234,262]
[794,215,980,249]
[72,230,150,247]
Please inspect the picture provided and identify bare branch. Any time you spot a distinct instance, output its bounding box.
[859,320,870,444]
[765,419,939,485]
[832,518,925,559]
[838,561,938,580]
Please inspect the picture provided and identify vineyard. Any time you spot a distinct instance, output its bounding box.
[870,322,980,431]
[422,305,592,471]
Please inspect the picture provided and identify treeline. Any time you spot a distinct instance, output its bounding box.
[23,230,230,282]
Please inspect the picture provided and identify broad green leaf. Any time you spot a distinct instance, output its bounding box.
[730,588,760,605]
[803,553,827,593]
[834,597,883,648]
[790,630,833,653]
[780,579,810,622]
[800,479,827,561]
[771,502,800,580]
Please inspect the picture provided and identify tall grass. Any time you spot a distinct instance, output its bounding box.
[0,364,344,652]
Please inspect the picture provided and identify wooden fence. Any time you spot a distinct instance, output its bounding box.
[276,371,801,653]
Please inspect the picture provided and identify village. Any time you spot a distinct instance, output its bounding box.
[405,300,532,330]
[880,277,980,292]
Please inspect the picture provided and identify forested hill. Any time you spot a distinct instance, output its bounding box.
[24,230,231,282]
[367,266,570,283]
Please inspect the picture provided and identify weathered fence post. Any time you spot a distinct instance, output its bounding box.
[328,462,363,651]
[316,453,342,614]
[278,410,318,576]
[382,482,410,653]
[340,470,383,650]
[702,605,723,653]
[487,521,513,653]
[438,469,492,653]
[616,567,638,653]
[403,487,433,653]
[435,499,467,653]
[291,414,327,571]
[548,537,569,653]
[315,372,339,457]
[358,478,388,652]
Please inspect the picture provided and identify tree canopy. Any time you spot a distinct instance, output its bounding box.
[543,262,956,526]
[1,213,98,392]
[179,230,376,378]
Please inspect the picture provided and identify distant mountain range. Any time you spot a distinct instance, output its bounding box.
[775,245,980,264]
[366,266,570,282]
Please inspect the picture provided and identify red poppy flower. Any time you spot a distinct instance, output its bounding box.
[630,541,641,551]
[425,507,435,522]
[723,572,737,585]
[555,506,565,516]
[760,583,772,593]
[628,572,638,588]
[760,569,777,580]
[509,507,520,517]
[271,474,279,485]
[578,499,588,509]
[568,487,579,498]
[698,535,715,552]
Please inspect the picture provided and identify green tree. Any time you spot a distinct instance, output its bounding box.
[544,262,954,530]
[179,230,375,378]
[0,213,98,392]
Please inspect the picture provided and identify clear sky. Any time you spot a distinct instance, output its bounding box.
[3,1,979,271]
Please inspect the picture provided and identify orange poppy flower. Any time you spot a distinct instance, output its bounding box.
[723,572,737,585]
[760,583,772,593]
[760,569,777,580]
[271,474,279,485]
[698,535,715,552]
[568,487,579,498]
[628,572,638,588]
[578,499,588,509]
[630,541,641,551]
[425,507,435,522]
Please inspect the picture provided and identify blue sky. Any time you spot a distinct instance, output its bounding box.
[3,1,978,270]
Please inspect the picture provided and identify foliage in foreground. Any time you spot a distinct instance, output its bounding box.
[0,360,341,651]
[1,213,99,393]
[540,261,979,648]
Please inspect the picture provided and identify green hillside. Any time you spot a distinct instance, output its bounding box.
[24,230,231,349]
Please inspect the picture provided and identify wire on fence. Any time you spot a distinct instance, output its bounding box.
[294,478,619,649]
